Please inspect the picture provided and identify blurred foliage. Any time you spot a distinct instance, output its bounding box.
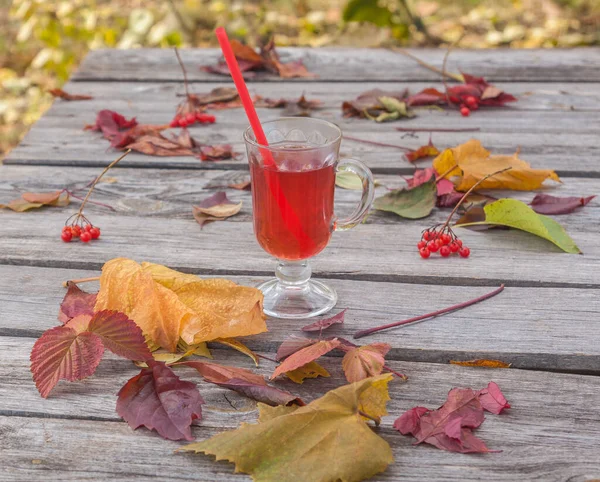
[1,0,598,158]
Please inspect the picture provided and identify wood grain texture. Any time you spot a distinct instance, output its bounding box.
[1,265,599,371]
[72,47,600,82]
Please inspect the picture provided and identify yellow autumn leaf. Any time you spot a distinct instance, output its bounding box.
[433,139,560,191]
[285,361,330,384]
[94,258,266,352]
[180,374,394,482]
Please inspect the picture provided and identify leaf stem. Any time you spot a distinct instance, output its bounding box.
[65,191,116,212]
[383,365,408,381]
[61,276,101,288]
[358,410,380,426]
[174,47,190,99]
[353,284,505,339]
[391,48,463,82]
[343,135,412,151]
[395,127,480,133]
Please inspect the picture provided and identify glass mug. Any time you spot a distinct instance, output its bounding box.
[244,117,374,319]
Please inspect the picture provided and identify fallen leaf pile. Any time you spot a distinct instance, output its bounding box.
[180,374,395,482]
[202,37,315,79]
[1,190,70,212]
[395,382,510,453]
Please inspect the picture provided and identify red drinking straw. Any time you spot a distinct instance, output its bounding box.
[215,27,315,255]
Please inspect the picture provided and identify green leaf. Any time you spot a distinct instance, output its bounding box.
[373,179,437,219]
[456,199,581,254]
[335,171,363,190]
[342,0,393,27]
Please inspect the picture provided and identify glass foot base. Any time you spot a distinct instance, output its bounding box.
[258,278,337,319]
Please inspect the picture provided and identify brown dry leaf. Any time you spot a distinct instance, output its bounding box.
[1,190,70,212]
[127,133,195,157]
[433,139,561,191]
[192,191,242,228]
[48,88,93,101]
[260,38,316,79]
[213,338,259,366]
[342,343,391,383]
[189,87,239,106]
[284,361,330,384]
[198,144,239,162]
[94,258,266,352]
[228,180,252,191]
[450,359,512,368]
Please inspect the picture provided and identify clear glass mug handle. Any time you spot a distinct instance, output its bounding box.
[334,158,375,231]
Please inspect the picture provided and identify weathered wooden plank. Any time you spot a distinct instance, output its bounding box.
[1,265,599,371]
[1,338,600,481]
[72,47,600,82]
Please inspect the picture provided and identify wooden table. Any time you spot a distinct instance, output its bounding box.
[2,48,600,481]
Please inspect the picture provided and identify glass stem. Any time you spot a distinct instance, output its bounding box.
[275,259,312,288]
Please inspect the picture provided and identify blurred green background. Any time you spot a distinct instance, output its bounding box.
[1,0,598,159]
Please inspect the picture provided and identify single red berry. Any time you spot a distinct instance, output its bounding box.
[84,224,92,232]
[459,247,471,258]
[178,118,188,127]
[422,231,431,241]
[460,107,470,117]
[435,238,444,248]
[90,227,101,239]
[71,226,81,238]
[449,242,460,253]
[169,118,179,128]
[455,239,463,247]
[427,240,439,253]
[465,95,478,107]
[61,231,72,242]
[440,233,451,245]
[440,245,451,257]
[419,248,431,259]
[186,113,196,124]
[62,225,71,233]
[80,232,92,243]
[417,240,427,250]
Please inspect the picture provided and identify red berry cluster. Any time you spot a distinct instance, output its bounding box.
[417,227,470,259]
[170,111,215,128]
[460,95,479,117]
[61,222,100,243]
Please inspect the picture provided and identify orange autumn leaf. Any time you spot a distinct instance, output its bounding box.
[49,88,93,101]
[450,359,511,369]
[271,339,341,380]
[94,258,266,352]
[433,139,560,191]
[1,190,70,212]
[341,343,391,383]
[406,140,440,162]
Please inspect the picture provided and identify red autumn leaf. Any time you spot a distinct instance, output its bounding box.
[275,335,318,361]
[58,281,97,323]
[436,178,456,197]
[301,309,346,332]
[437,190,463,208]
[110,124,168,149]
[198,144,238,162]
[405,168,435,188]
[116,360,204,441]
[406,88,446,106]
[341,343,390,383]
[87,310,153,361]
[477,381,511,414]
[395,383,510,453]
[85,110,137,138]
[48,88,93,101]
[30,324,105,398]
[406,140,440,163]
[271,339,341,379]
[530,194,596,215]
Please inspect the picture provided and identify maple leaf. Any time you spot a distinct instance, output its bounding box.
[271,339,341,379]
[284,361,330,384]
[180,374,394,482]
[530,194,596,215]
[434,139,560,191]
[406,140,440,162]
[117,360,203,441]
[48,88,93,101]
[192,191,242,228]
[198,144,239,161]
[0,190,70,212]
[395,383,510,453]
[94,258,266,351]
[58,281,97,323]
[341,343,391,383]
[301,309,346,332]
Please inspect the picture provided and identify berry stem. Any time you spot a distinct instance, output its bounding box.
[77,150,130,218]
[353,284,505,339]
[174,47,191,99]
[66,191,116,212]
[61,276,101,288]
[343,135,412,151]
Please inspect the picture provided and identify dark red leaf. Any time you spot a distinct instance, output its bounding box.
[276,335,317,361]
[530,194,596,215]
[85,110,137,138]
[437,190,464,208]
[477,382,511,414]
[215,379,304,407]
[58,282,97,323]
[49,88,93,101]
[88,310,153,361]
[406,88,445,106]
[301,309,346,332]
[181,361,266,385]
[394,406,429,435]
[116,360,204,441]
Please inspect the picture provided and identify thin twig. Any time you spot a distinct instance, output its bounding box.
[174,47,190,98]
[396,127,480,133]
[358,410,381,426]
[391,48,463,82]
[354,284,505,339]
[344,135,412,151]
[66,192,116,212]
[255,353,279,363]
[435,164,458,182]
[62,276,101,288]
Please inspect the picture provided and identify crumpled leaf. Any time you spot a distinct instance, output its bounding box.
[1,190,70,212]
[450,359,511,369]
[198,144,239,162]
[179,374,394,482]
[275,335,316,361]
[94,258,266,351]
[395,383,510,453]
[434,139,560,191]
[406,139,440,162]
[285,361,330,384]
[213,338,259,366]
[48,88,93,101]
[116,360,204,441]
[342,343,390,383]
[530,194,596,215]
[302,309,346,332]
[456,198,581,254]
[192,191,242,228]
[373,177,437,219]
[271,339,341,379]
[127,133,195,157]
[342,88,408,118]
[85,110,137,139]
[364,95,415,122]
[58,282,97,323]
